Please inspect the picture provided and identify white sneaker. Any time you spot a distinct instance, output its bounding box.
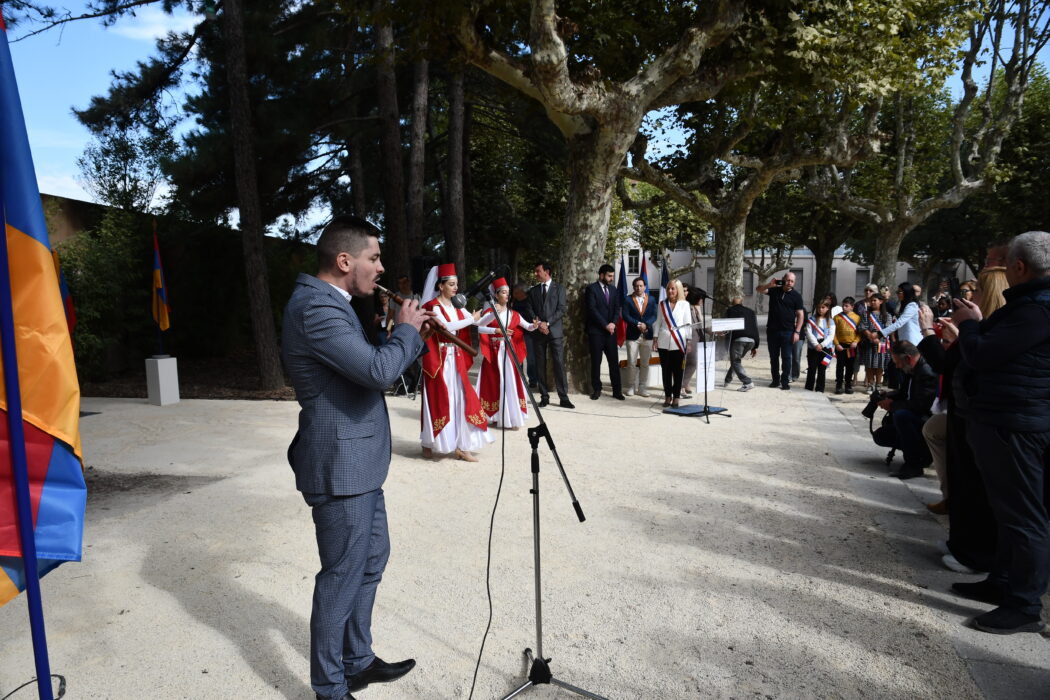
[638,391,650,397]
[626,388,635,396]
[942,553,979,574]
[738,383,754,392]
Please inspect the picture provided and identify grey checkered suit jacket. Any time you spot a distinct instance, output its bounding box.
[281,273,424,495]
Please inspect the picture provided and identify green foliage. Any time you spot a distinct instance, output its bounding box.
[76,124,175,213]
[54,209,151,382]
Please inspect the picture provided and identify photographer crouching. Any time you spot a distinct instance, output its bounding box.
[866,340,938,479]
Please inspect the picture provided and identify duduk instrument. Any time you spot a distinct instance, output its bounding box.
[375,284,479,357]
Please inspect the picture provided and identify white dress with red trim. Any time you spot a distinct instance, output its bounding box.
[474,308,536,428]
[420,299,493,454]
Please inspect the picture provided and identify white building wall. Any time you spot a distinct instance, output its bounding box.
[616,246,971,312]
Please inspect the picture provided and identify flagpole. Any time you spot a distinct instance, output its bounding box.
[0,226,55,700]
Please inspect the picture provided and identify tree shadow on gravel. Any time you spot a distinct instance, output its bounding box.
[85,467,225,518]
[136,502,312,699]
[613,458,980,697]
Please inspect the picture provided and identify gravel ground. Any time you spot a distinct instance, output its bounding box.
[2,354,1047,699]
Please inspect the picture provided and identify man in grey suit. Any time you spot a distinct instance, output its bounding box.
[282,216,429,700]
[527,261,575,408]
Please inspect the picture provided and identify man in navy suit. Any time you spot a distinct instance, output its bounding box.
[282,216,429,700]
[585,263,625,400]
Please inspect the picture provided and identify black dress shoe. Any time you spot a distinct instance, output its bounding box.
[589,391,600,400]
[952,579,1003,605]
[612,392,626,400]
[972,606,1046,634]
[347,657,416,692]
[559,398,575,409]
[539,396,550,407]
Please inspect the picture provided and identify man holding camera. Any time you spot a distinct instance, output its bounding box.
[869,340,937,479]
[756,272,805,390]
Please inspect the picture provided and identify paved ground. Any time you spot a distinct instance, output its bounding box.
[1,356,1048,699]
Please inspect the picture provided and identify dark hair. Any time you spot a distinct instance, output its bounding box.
[317,215,380,271]
[632,277,647,286]
[686,287,704,305]
[842,296,856,305]
[897,282,918,310]
[535,261,552,274]
[598,263,615,275]
[891,340,920,357]
[397,274,410,281]
[870,293,885,302]
[823,292,838,307]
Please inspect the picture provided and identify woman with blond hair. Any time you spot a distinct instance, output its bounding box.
[653,278,691,407]
[976,266,1008,317]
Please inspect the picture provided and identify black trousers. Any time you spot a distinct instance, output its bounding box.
[658,348,684,398]
[835,348,856,384]
[587,331,621,394]
[966,420,1050,615]
[873,409,932,468]
[804,348,828,391]
[945,411,997,572]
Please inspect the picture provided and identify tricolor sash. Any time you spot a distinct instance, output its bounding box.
[661,300,687,353]
[836,312,858,332]
[868,312,888,353]
[806,316,826,340]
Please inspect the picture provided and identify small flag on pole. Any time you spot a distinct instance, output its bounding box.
[152,222,171,331]
[615,255,627,347]
[658,259,670,304]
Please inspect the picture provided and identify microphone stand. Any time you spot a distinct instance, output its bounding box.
[473,289,608,700]
[680,293,732,423]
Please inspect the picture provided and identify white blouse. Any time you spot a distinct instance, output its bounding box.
[653,300,692,351]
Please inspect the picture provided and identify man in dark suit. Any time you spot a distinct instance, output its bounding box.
[282,216,429,700]
[527,261,575,408]
[584,263,625,400]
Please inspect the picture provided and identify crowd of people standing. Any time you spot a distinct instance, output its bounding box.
[386,235,1050,637]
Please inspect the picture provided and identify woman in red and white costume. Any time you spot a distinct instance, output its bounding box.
[474,277,537,430]
[420,263,493,461]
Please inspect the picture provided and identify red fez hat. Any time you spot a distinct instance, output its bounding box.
[437,263,457,279]
[491,277,509,291]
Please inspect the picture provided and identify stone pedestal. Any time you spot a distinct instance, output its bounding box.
[145,356,180,406]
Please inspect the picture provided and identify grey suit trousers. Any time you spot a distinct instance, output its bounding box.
[533,333,568,400]
[305,489,390,698]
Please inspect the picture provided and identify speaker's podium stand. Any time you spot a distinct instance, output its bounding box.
[663,316,745,422]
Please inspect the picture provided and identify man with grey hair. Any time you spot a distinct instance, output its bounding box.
[949,230,1050,635]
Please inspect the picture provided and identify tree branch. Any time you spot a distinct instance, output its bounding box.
[11,0,162,42]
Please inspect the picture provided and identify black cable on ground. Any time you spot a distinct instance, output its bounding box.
[2,674,66,699]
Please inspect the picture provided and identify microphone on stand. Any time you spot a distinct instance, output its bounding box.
[463,265,510,302]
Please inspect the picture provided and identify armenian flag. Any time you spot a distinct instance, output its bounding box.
[615,254,627,347]
[1,12,86,608]
[152,223,170,331]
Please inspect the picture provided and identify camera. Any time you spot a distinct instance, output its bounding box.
[775,279,784,287]
[861,390,888,419]
[949,277,962,300]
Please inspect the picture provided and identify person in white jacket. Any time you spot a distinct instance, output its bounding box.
[653,278,692,407]
[803,300,836,392]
